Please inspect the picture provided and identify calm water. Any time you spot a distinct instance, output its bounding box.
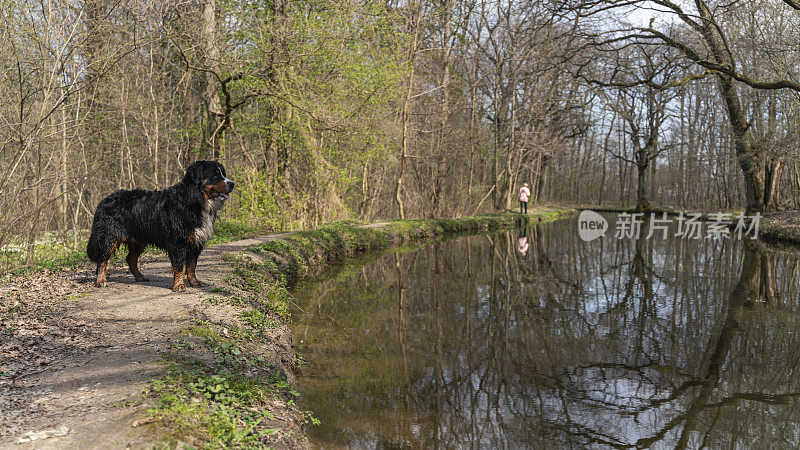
[291,214,800,449]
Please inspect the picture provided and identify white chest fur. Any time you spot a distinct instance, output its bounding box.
[193,198,223,244]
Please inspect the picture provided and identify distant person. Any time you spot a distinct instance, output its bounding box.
[518,183,530,214]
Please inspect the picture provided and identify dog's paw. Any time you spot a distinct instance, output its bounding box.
[187,278,204,288]
[172,284,187,293]
[95,280,107,288]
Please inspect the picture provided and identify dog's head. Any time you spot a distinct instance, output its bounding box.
[184,161,235,202]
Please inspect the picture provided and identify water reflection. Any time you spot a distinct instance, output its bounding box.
[517,228,529,255]
[292,215,800,449]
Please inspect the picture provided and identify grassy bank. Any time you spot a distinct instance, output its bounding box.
[145,208,573,448]
[247,209,571,286]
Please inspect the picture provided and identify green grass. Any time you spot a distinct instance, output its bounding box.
[9,249,87,274]
[145,245,312,448]
[207,222,261,245]
[146,309,310,448]
[147,356,303,448]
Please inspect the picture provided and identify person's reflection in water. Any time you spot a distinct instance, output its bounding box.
[517,227,528,255]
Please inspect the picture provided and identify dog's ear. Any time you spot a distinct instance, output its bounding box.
[183,161,204,186]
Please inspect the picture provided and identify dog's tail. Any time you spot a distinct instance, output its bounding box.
[86,214,105,264]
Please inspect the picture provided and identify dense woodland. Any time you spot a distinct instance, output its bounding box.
[2,0,800,259]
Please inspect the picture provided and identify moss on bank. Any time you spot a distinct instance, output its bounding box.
[146,316,309,449]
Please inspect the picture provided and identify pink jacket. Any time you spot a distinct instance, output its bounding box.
[517,236,529,254]
[518,186,530,202]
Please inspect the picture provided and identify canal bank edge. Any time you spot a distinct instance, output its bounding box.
[245,208,574,287]
[146,208,574,448]
[757,212,800,248]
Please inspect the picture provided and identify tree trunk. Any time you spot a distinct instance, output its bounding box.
[537,156,548,203]
[636,160,649,212]
[395,93,409,219]
[431,0,452,218]
[763,159,783,211]
[395,0,421,219]
[719,76,764,214]
[697,3,767,214]
[202,0,222,159]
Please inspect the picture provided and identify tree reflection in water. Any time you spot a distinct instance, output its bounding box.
[292,215,800,449]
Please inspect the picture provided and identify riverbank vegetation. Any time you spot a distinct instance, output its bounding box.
[3,0,799,261]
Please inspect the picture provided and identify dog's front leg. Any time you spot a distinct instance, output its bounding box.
[168,248,188,292]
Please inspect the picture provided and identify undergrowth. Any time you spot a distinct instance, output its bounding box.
[146,256,309,448]
[147,346,309,449]
[142,214,331,449]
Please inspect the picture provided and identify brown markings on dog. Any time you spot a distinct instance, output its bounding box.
[95,261,109,287]
[125,241,149,282]
[202,184,215,200]
[172,266,187,292]
[185,255,203,287]
[202,180,228,199]
[95,238,126,287]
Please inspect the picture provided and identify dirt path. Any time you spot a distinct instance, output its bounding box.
[0,235,284,449]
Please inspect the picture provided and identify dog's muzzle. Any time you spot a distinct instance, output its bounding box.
[212,179,234,201]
